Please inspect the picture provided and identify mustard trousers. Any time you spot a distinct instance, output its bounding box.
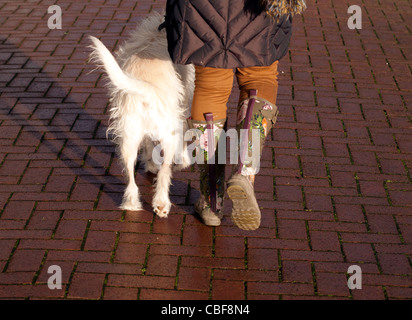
[190,61,279,121]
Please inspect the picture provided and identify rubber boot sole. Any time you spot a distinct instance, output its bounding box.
[227,174,261,231]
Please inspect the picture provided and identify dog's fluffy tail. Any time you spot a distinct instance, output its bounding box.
[88,35,154,102]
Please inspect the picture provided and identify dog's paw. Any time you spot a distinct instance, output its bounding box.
[120,199,143,211]
[120,184,142,211]
[153,202,171,218]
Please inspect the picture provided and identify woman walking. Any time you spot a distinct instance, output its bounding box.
[164,0,306,230]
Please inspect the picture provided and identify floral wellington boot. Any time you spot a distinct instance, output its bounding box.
[227,89,279,230]
[187,113,226,226]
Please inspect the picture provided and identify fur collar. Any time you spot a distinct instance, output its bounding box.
[260,0,307,19]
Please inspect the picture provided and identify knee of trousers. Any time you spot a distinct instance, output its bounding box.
[236,61,279,104]
[194,66,234,95]
[191,66,234,120]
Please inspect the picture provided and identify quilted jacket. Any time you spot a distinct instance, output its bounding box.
[165,0,293,68]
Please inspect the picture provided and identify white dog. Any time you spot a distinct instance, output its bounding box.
[89,12,194,217]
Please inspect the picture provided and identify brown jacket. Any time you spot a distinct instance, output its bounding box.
[165,0,293,68]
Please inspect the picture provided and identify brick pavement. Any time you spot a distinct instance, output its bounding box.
[0,0,411,300]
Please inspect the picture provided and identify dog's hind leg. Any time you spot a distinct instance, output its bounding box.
[119,137,143,211]
[152,140,175,218]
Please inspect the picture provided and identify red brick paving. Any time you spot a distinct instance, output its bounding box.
[0,0,411,300]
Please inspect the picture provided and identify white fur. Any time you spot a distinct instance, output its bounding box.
[89,12,194,217]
